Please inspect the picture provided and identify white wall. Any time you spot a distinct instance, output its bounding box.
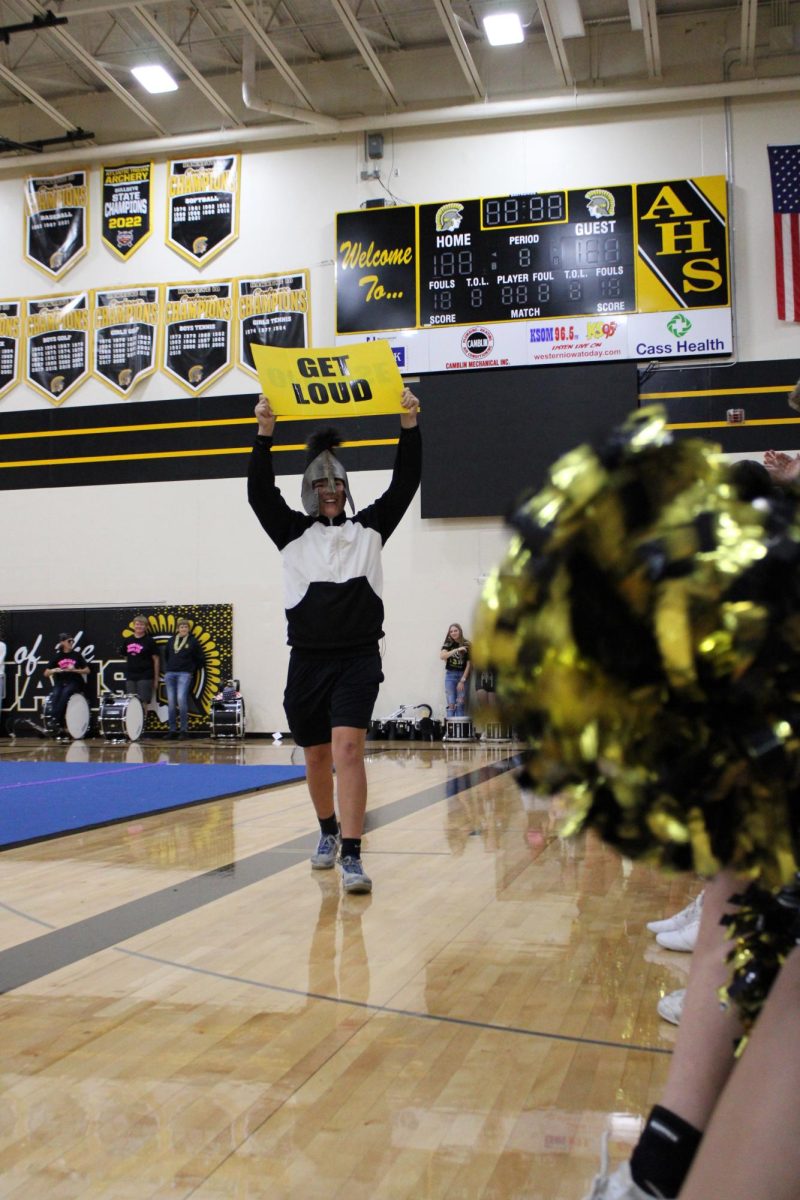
[1,96,798,730]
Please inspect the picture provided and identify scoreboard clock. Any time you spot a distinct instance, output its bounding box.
[335,176,732,372]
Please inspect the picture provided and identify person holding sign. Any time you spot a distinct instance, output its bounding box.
[248,385,421,895]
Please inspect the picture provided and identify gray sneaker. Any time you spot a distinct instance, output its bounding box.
[339,855,372,894]
[582,1138,670,1199]
[310,832,340,869]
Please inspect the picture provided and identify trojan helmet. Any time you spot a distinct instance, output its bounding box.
[301,427,354,517]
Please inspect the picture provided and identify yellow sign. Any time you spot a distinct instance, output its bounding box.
[251,340,404,419]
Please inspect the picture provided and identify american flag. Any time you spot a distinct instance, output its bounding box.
[768,145,800,322]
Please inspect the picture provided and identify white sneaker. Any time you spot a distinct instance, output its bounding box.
[655,919,699,952]
[582,1139,663,1200]
[646,891,704,934]
[657,988,686,1026]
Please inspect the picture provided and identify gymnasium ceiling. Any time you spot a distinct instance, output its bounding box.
[0,1,798,159]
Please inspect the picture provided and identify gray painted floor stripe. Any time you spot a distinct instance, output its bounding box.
[0,757,521,994]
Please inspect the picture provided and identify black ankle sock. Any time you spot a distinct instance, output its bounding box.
[630,1105,703,1198]
[319,814,339,836]
[341,837,361,859]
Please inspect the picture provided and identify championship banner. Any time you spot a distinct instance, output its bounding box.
[24,170,89,279]
[166,155,240,266]
[163,282,233,394]
[101,162,152,260]
[0,301,21,400]
[251,340,404,419]
[237,272,310,378]
[25,293,90,405]
[93,286,160,397]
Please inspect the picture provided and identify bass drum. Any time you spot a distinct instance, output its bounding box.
[44,691,90,739]
[99,693,144,742]
[210,696,245,739]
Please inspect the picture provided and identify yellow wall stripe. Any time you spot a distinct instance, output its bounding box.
[0,416,256,442]
[0,437,399,471]
[639,384,794,400]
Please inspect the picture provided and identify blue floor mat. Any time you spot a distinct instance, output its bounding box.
[0,762,306,848]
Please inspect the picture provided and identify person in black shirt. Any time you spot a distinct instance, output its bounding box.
[44,632,89,734]
[163,618,203,738]
[119,614,160,705]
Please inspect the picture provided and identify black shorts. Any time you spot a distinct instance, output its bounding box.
[283,651,384,747]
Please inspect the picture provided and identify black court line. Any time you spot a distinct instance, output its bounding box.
[0,757,522,994]
[116,946,671,1057]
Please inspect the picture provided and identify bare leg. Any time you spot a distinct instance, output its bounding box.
[659,868,744,1129]
[680,946,800,1200]
[303,742,335,820]
[332,725,367,838]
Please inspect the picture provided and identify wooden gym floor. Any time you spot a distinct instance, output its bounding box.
[0,734,694,1199]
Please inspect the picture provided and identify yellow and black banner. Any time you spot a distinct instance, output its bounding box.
[24,170,89,280]
[25,293,90,406]
[237,272,310,378]
[635,176,730,311]
[0,301,21,400]
[166,155,240,267]
[0,604,232,734]
[163,281,233,394]
[101,161,153,260]
[92,286,161,397]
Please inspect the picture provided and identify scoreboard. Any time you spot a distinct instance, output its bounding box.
[335,176,732,373]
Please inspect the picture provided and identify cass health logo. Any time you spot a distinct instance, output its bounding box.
[667,313,692,338]
[461,327,494,358]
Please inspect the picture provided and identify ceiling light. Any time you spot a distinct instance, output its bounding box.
[131,64,178,94]
[483,12,524,46]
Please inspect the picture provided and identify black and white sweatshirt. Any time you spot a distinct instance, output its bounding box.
[248,426,421,655]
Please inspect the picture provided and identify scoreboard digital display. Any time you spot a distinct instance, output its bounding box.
[335,176,731,371]
[418,188,637,326]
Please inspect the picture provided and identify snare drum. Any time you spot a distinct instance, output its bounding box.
[99,693,144,742]
[210,696,245,739]
[444,717,474,742]
[44,691,90,739]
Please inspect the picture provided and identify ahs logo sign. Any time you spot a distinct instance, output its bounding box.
[636,180,729,309]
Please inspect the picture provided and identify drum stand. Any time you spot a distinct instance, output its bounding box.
[444,717,475,742]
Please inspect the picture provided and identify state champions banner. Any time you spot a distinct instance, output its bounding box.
[166,155,240,267]
[101,162,152,260]
[251,341,404,419]
[24,170,89,280]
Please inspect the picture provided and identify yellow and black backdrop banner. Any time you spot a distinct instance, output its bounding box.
[0,604,232,732]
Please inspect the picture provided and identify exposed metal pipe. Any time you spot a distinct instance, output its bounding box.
[240,37,340,132]
[1,72,798,173]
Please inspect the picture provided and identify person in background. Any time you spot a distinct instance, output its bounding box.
[248,388,421,896]
[0,636,6,736]
[440,623,471,718]
[119,614,160,708]
[163,617,203,739]
[43,632,89,736]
